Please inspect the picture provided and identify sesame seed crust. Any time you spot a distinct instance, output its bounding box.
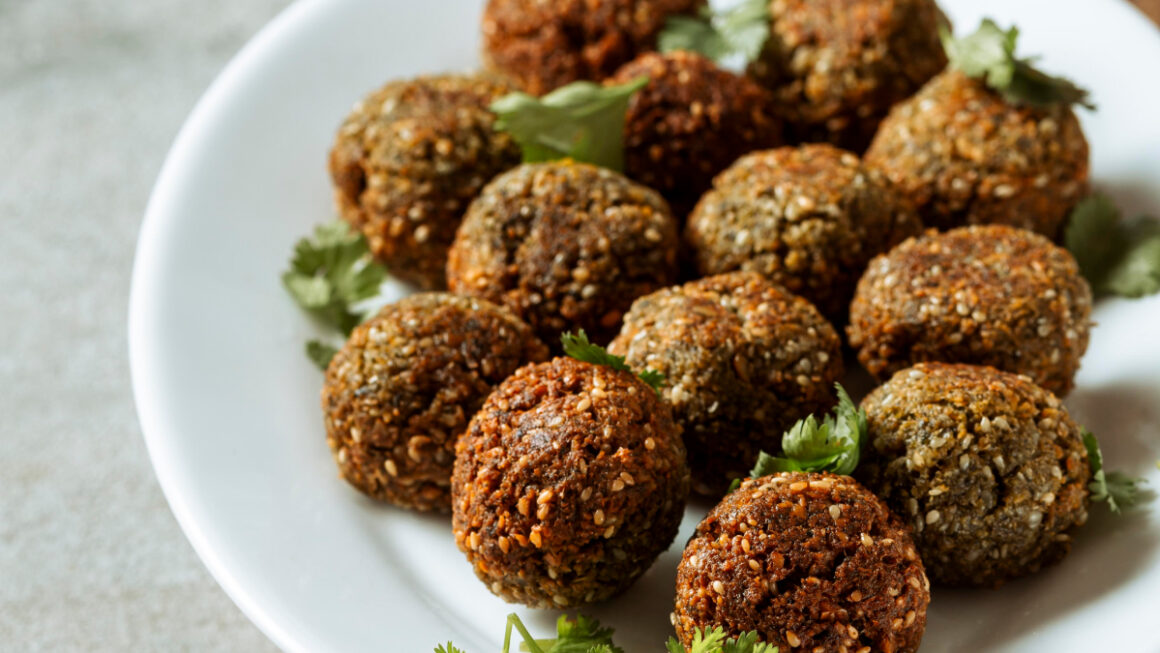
[748,0,949,151]
[685,144,922,320]
[857,363,1091,588]
[447,161,680,346]
[609,272,844,495]
[865,70,1090,238]
[610,51,783,218]
[321,293,549,512]
[674,472,929,653]
[452,356,690,608]
[329,73,521,289]
[847,224,1093,396]
[481,0,706,95]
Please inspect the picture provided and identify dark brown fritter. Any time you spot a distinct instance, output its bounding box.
[609,50,783,218]
[865,70,1090,238]
[609,272,844,495]
[452,356,690,607]
[847,225,1093,396]
[329,74,521,289]
[748,0,948,152]
[481,0,706,95]
[321,293,549,512]
[685,145,922,321]
[447,161,680,346]
[674,472,929,653]
[857,363,1092,588]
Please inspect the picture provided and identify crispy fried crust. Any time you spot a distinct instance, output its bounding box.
[329,74,521,289]
[749,0,948,151]
[481,0,705,95]
[447,161,680,346]
[609,272,843,495]
[610,51,782,218]
[321,293,548,511]
[847,224,1093,395]
[674,472,929,653]
[452,356,690,607]
[857,363,1091,587]
[865,70,1090,238]
[685,144,922,320]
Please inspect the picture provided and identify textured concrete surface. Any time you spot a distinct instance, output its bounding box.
[0,2,287,650]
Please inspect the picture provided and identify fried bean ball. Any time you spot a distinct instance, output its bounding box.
[748,0,948,151]
[608,272,844,495]
[858,363,1092,587]
[329,74,521,289]
[452,356,690,607]
[865,70,1090,237]
[447,161,680,346]
[685,145,922,321]
[848,225,1093,395]
[674,472,930,652]
[321,293,549,512]
[481,0,706,95]
[608,50,783,218]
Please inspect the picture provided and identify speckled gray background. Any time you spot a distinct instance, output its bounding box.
[0,2,287,649]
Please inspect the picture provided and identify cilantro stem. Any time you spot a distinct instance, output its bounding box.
[503,614,545,653]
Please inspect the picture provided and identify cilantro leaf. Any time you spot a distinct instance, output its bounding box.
[435,644,466,653]
[666,626,778,653]
[491,77,647,172]
[282,220,388,336]
[730,384,867,490]
[305,340,339,371]
[941,19,1094,109]
[659,0,770,64]
[1081,428,1147,513]
[560,330,665,393]
[1065,193,1160,298]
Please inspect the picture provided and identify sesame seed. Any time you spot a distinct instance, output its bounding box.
[741,538,751,553]
[498,537,510,554]
[1029,511,1043,527]
[384,459,398,476]
[712,580,725,594]
[537,489,554,504]
[575,396,591,412]
[829,505,842,520]
[529,529,542,548]
[790,481,808,493]
[469,531,481,550]
[611,480,625,492]
[603,525,616,538]
[580,487,593,501]
[553,594,568,606]
[337,448,348,464]
[905,610,917,626]
[909,576,922,589]
[979,417,991,432]
[593,509,605,526]
[748,559,760,572]
[993,416,1010,430]
[620,472,635,485]
[849,590,863,602]
[517,497,530,516]
[786,631,801,647]
[926,510,941,524]
[644,437,656,450]
[537,504,550,520]
[861,533,874,547]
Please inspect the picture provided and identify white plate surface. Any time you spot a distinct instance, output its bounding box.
[130,1,1160,650]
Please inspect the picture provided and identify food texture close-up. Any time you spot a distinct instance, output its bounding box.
[105,0,1160,651]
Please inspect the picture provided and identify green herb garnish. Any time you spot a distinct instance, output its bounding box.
[437,614,773,653]
[490,77,647,172]
[940,19,1094,109]
[561,329,665,393]
[1065,193,1160,298]
[666,626,778,653]
[658,0,770,64]
[304,340,340,371]
[1081,428,1146,513]
[282,220,387,369]
[730,384,867,491]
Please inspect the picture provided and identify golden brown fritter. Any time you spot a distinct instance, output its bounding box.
[674,472,929,653]
[858,363,1092,587]
[865,70,1090,238]
[847,225,1093,395]
[322,293,548,511]
[452,356,690,607]
[329,74,521,289]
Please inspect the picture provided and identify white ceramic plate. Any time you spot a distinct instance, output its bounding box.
[130,0,1160,650]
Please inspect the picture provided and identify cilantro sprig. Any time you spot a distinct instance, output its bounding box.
[730,384,867,491]
[940,19,1094,110]
[436,614,774,653]
[1065,193,1160,298]
[561,329,665,393]
[658,0,770,65]
[1081,428,1147,514]
[490,77,648,172]
[282,220,388,369]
